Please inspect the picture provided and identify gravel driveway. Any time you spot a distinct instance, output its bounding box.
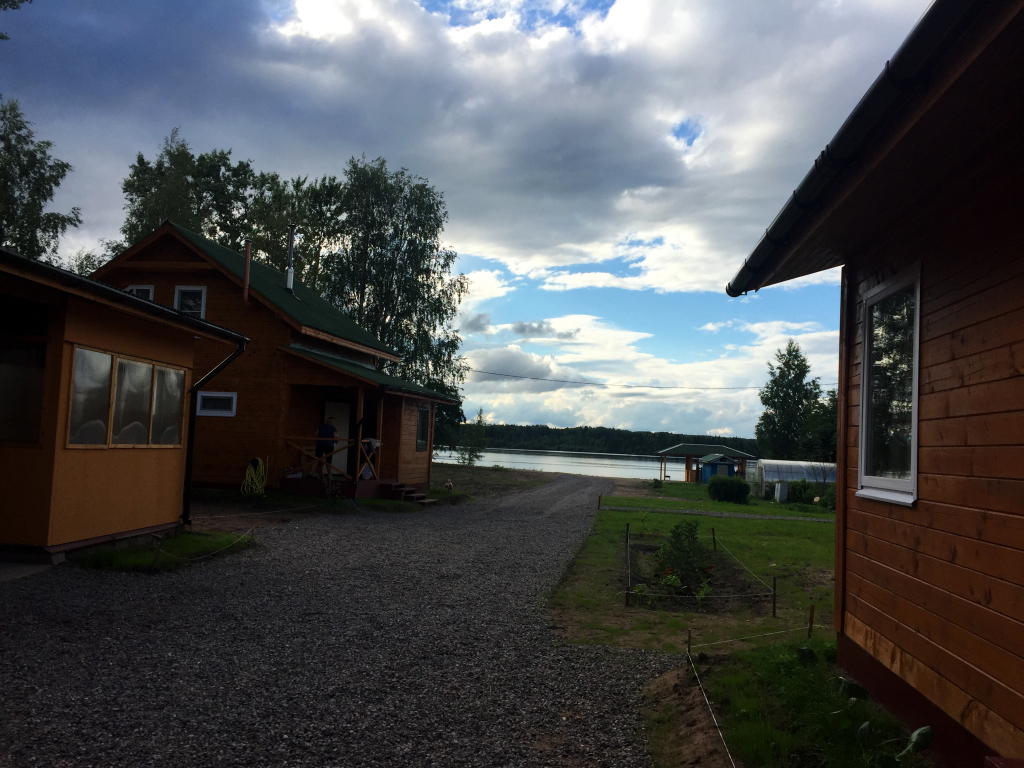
[1,475,674,767]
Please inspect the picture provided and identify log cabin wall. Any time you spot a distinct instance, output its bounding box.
[397,397,431,488]
[837,112,1024,756]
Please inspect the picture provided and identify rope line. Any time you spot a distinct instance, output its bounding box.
[690,626,807,649]
[470,368,839,391]
[687,651,738,768]
[714,536,773,590]
[156,527,255,562]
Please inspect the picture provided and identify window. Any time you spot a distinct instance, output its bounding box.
[0,295,48,443]
[416,405,430,451]
[857,268,920,506]
[174,286,207,319]
[68,346,186,447]
[197,392,236,417]
[125,285,154,301]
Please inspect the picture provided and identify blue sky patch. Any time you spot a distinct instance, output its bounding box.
[672,119,702,146]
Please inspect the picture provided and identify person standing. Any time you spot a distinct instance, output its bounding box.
[315,416,339,474]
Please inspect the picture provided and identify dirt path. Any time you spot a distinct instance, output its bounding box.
[1,474,677,768]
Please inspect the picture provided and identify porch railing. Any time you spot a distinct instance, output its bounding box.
[281,437,356,482]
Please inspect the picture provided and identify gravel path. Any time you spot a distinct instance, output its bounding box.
[0,475,674,767]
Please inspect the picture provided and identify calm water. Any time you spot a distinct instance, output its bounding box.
[433,448,692,480]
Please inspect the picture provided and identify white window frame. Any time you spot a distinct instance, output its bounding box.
[197,391,237,417]
[125,285,154,301]
[174,286,207,319]
[856,265,920,507]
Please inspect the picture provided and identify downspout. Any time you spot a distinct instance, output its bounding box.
[182,338,249,526]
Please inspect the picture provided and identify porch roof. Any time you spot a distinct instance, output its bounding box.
[284,343,457,404]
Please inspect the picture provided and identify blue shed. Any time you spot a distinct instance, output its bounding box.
[699,453,736,484]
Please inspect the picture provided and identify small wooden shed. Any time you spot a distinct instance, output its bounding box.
[725,2,1024,762]
[93,222,456,499]
[0,247,246,562]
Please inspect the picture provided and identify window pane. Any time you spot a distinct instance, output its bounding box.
[0,342,46,443]
[199,394,235,414]
[416,406,429,450]
[112,359,153,445]
[865,284,916,479]
[176,289,204,318]
[152,368,185,445]
[69,349,112,445]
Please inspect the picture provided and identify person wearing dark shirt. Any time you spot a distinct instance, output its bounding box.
[315,417,339,467]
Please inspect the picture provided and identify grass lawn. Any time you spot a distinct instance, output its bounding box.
[429,462,550,501]
[604,479,834,519]
[548,506,835,654]
[70,531,254,573]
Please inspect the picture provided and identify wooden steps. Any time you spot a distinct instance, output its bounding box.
[380,481,438,507]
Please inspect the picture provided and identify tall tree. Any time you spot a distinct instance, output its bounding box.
[755,340,822,460]
[0,97,81,259]
[802,387,838,463]
[323,156,469,432]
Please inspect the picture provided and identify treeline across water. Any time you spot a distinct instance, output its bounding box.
[456,424,759,457]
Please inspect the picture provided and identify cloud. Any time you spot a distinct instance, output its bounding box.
[460,311,492,334]
[509,320,579,340]
[700,320,733,332]
[462,269,514,311]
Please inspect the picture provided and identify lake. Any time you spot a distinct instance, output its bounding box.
[433,448,692,480]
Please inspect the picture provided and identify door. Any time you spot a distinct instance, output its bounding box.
[323,402,350,473]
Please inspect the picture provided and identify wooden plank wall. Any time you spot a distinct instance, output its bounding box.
[397,397,431,487]
[839,130,1024,756]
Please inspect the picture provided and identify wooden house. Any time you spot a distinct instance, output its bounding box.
[726,2,1024,762]
[697,453,737,484]
[93,222,454,500]
[0,247,246,562]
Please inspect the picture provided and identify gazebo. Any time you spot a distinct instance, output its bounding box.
[656,442,756,483]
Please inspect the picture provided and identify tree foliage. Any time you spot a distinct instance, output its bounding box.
[115,135,468,421]
[802,387,838,463]
[0,97,81,259]
[457,409,486,466]
[755,340,823,460]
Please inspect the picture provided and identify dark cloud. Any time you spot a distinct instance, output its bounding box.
[460,311,491,334]
[467,347,589,392]
[510,320,578,340]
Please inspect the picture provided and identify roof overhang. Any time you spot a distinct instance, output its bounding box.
[0,248,247,345]
[726,0,1024,296]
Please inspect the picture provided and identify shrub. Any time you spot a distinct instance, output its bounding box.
[651,478,663,489]
[787,479,814,504]
[655,519,712,594]
[817,483,837,511]
[708,474,750,504]
[764,481,776,500]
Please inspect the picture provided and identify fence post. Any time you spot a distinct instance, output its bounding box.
[598,493,602,509]
[712,527,716,550]
[687,628,692,660]
[625,523,631,607]
[772,576,777,618]
[808,604,815,639]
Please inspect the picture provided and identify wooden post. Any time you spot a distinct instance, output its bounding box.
[355,388,364,488]
[808,604,815,639]
[772,576,777,618]
[685,454,693,483]
[625,523,631,606]
[598,493,602,509]
[712,527,716,550]
[687,628,692,659]
[375,394,384,476]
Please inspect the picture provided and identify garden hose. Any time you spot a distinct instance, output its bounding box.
[241,457,268,496]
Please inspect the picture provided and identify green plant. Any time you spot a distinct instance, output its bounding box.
[787,478,814,504]
[655,520,712,594]
[651,478,663,489]
[707,474,750,504]
[818,482,837,510]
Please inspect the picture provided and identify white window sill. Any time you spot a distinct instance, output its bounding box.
[856,487,916,507]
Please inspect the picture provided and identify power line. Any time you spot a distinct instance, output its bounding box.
[468,368,838,391]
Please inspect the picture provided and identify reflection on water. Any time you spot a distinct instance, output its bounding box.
[433,448,691,480]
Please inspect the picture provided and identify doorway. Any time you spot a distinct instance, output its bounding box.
[323,402,351,474]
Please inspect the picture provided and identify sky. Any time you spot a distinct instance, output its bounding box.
[2,0,932,438]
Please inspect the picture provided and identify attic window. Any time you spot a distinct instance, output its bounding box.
[125,285,154,301]
[174,286,206,319]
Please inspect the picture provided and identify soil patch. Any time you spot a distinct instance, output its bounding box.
[643,665,734,768]
[430,463,552,499]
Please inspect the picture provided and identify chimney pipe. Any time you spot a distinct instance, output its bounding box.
[286,224,295,293]
[242,238,252,304]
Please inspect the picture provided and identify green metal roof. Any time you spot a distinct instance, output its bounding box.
[170,223,397,357]
[285,343,455,403]
[699,453,734,464]
[658,442,755,459]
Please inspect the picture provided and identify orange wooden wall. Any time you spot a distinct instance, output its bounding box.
[836,126,1024,755]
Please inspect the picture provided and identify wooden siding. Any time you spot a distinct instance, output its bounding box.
[837,118,1024,754]
[397,398,431,486]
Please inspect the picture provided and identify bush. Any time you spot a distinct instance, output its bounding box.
[817,483,837,511]
[655,519,712,594]
[707,474,750,504]
[787,479,814,504]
